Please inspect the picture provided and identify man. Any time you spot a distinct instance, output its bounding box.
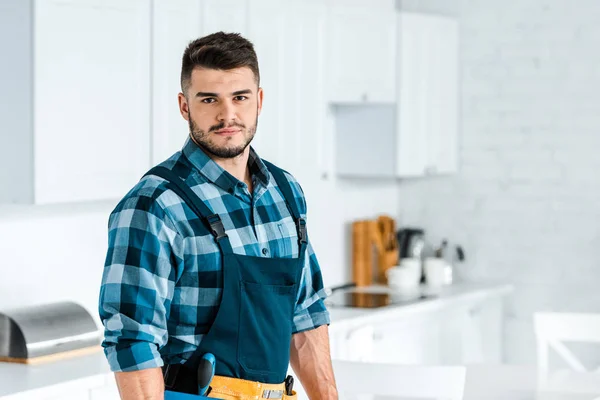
[99,32,338,399]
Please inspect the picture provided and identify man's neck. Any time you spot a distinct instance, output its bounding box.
[213,148,251,186]
[190,137,254,191]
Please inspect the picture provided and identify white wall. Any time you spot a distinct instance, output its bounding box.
[397,0,600,365]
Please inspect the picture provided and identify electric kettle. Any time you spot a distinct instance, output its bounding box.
[396,228,426,260]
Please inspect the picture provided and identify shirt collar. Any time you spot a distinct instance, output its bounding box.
[181,137,270,193]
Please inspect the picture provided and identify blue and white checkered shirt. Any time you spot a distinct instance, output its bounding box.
[99,138,330,372]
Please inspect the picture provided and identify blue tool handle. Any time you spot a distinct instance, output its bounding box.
[197,353,216,396]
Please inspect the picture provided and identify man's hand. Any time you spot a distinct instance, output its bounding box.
[289,325,338,400]
[114,367,164,400]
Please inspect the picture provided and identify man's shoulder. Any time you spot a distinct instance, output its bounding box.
[262,161,307,214]
[110,155,188,218]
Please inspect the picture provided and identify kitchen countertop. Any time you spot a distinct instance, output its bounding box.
[327,281,514,334]
[0,282,513,398]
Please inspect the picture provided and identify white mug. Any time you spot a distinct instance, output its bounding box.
[424,257,446,288]
[399,257,421,275]
[386,265,420,292]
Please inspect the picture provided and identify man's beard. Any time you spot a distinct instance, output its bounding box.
[188,112,258,159]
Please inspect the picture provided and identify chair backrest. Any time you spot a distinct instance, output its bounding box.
[332,360,466,400]
[534,312,600,386]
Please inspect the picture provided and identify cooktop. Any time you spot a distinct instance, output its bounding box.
[325,291,436,309]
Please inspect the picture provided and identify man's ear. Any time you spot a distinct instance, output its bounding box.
[257,87,264,116]
[178,92,190,121]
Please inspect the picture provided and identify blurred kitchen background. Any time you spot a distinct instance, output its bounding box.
[1,0,600,383]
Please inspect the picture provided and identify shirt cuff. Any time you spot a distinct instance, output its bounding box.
[104,341,164,372]
[292,308,331,334]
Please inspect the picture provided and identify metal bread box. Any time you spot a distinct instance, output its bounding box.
[0,301,101,363]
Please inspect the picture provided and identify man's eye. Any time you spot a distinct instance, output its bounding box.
[234,96,248,101]
[202,98,216,104]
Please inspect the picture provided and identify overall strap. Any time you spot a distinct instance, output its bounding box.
[262,160,308,252]
[143,166,233,253]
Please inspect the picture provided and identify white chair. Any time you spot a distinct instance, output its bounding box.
[332,360,466,400]
[534,312,600,393]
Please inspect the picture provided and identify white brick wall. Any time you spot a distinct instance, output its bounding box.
[398,0,600,365]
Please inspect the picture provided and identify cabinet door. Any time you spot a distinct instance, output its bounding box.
[200,0,248,36]
[89,382,121,400]
[396,13,459,177]
[428,16,459,175]
[152,0,202,164]
[34,0,151,204]
[328,5,396,103]
[371,317,442,365]
[246,0,287,166]
[279,0,327,182]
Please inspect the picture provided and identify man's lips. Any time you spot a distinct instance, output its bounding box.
[214,128,241,136]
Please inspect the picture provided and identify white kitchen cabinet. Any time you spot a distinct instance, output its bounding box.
[152,0,202,164]
[329,291,506,366]
[396,13,459,177]
[246,0,287,167]
[334,104,397,178]
[0,0,151,204]
[2,376,105,400]
[152,0,250,165]
[333,11,459,179]
[88,375,120,400]
[278,0,328,182]
[200,0,249,36]
[327,0,397,104]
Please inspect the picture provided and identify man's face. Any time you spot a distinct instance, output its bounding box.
[179,66,263,159]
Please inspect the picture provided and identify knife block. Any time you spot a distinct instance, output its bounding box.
[352,218,399,287]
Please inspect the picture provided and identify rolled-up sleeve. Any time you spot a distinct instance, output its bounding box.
[292,238,331,334]
[99,195,182,372]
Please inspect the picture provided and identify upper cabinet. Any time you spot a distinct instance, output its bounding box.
[246,0,328,182]
[152,0,202,164]
[0,0,459,205]
[246,0,287,167]
[327,0,397,104]
[334,11,459,178]
[152,0,249,165]
[396,13,459,177]
[280,0,328,183]
[200,0,249,36]
[0,0,151,204]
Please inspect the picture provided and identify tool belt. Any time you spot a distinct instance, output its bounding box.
[163,365,297,399]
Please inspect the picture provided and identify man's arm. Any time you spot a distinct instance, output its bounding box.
[100,195,183,398]
[290,325,338,400]
[115,368,164,400]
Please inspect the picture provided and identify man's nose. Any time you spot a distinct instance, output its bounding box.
[217,100,237,122]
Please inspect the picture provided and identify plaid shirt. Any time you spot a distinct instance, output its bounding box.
[99,138,330,372]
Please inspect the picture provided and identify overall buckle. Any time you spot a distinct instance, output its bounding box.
[206,214,227,241]
[297,218,307,245]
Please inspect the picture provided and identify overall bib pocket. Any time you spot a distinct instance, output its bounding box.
[238,281,296,374]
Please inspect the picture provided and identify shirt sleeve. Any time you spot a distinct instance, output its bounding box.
[99,194,183,372]
[290,180,331,334]
[292,239,331,334]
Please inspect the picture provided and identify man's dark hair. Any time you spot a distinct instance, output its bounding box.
[180,32,260,96]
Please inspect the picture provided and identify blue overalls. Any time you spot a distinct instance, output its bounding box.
[144,160,306,396]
